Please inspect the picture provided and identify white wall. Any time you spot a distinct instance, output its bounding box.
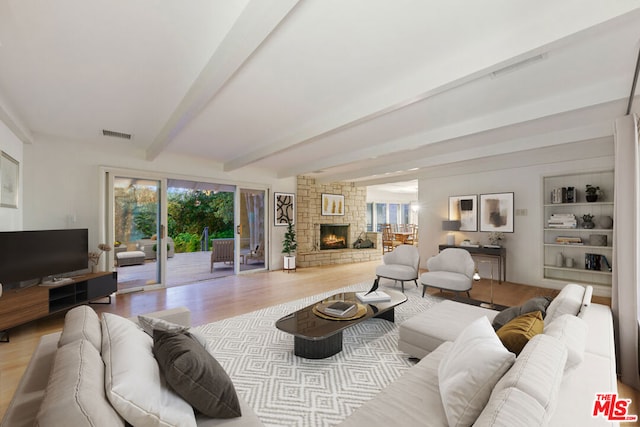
[23,135,296,270]
[418,138,614,294]
[366,188,416,203]
[0,121,23,230]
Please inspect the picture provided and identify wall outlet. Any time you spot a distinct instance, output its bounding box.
[515,208,528,216]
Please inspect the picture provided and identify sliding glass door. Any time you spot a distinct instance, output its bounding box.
[103,169,268,290]
[108,175,166,293]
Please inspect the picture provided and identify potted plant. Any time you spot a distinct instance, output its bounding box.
[582,213,595,229]
[282,220,297,272]
[585,185,600,202]
[487,232,504,247]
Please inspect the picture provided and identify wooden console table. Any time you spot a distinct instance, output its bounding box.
[438,245,506,283]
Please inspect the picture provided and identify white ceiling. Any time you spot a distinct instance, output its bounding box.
[0,1,639,188]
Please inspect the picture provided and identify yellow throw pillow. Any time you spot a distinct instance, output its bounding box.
[496,311,544,355]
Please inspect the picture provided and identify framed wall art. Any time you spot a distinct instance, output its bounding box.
[480,192,514,233]
[0,151,19,209]
[321,193,344,216]
[448,194,477,232]
[274,192,295,225]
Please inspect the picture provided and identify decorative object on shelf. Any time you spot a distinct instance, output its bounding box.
[590,235,607,247]
[282,220,297,272]
[550,186,576,204]
[555,252,564,267]
[487,231,504,247]
[585,253,602,271]
[442,220,461,245]
[88,243,112,273]
[0,151,19,208]
[448,195,477,231]
[547,213,577,229]
[582,214,595,229]
[275,192,295,226]
[480,192,514,232]
[598,215,613,229]
[321,193,344,216]
[585,185,600,202]
[565,257,574,268]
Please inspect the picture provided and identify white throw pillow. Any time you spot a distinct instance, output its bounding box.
[545,284,585,324]
[101,313,197,427]
[438,316,515,427]
[544,314,587,371]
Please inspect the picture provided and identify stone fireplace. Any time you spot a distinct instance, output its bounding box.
[295,176,382,267]
[320,224,349,250]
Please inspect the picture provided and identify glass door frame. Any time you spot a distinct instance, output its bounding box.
[101,167,168,292]
[235,186,269,274]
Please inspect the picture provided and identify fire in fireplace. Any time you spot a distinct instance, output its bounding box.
[320,224,349,250]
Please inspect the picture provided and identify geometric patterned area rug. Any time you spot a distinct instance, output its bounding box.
[195,281,443,427]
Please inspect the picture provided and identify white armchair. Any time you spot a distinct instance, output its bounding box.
[375,244,420,292]
[420,248,475,297]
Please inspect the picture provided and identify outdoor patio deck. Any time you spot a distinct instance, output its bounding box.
[116,250,264,291]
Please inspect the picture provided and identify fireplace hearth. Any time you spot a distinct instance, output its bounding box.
[320,224,349,250]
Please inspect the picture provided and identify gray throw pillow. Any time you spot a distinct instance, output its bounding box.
[521,296,553,317]
[492,297,552,330]
[153,330,242,419]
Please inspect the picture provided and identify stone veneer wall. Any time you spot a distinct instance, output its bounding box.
[296,176,381,267]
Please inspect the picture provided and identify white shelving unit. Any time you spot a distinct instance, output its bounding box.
[542,171,614,289]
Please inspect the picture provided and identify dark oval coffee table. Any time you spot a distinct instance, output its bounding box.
[275,290,407,359]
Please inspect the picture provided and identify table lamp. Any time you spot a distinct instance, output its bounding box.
[442,220,461,245]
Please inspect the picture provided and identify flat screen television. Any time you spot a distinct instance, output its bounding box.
[0,229,89,288]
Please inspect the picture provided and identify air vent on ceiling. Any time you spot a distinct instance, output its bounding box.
[102,129,132,140]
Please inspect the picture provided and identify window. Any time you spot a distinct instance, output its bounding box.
[366,203,373,231]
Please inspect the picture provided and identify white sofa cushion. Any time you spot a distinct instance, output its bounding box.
[492,334,567,422]
[101,313,197,427]
[544,314,588,372]
[399,300,498,358]
[58,305,102,353]
[545,284,586,324]
[35,339,124,426]
[438,316,515,427]
[339,342,452,427]
[473,387,546,427]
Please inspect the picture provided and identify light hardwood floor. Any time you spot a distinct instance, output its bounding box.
[1,260,637,420]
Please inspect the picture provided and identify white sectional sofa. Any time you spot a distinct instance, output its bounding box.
[2,284,619,426]
[340,283,619,426]
[1,306,263,427]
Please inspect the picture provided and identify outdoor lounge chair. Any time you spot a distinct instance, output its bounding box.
[210,238,234,272]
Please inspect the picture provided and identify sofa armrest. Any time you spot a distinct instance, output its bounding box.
[1,332,61,427]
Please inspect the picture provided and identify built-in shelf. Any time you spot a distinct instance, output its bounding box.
[542,171,614,288]
[543,265,612,276]
[543,244,612,250]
